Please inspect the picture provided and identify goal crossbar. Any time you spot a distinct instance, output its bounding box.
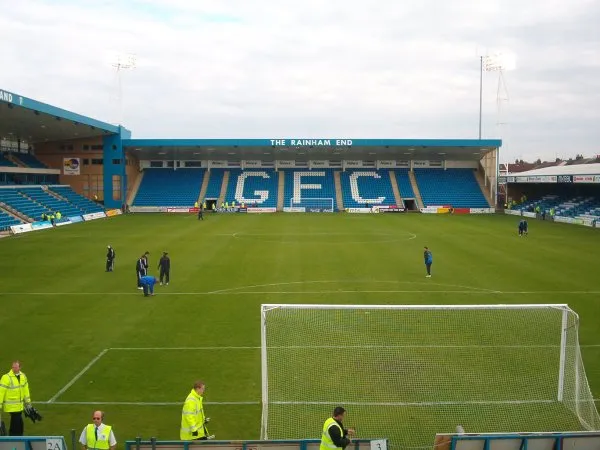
[262,303,571,311]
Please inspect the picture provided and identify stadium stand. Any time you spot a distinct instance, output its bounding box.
[0,209,23,231]
[203,169,225,201]
[518,195,600,218]
[0,153,17,167]
[340,170,396,208]
[12,153,48,168]
[49,186,104,214]
[283,169,338,210]
[19,187,84,217]
[394,169,416,199]
[224,169,278,207]
[414,169,489,208]
[0,188,50,220]
[133,168,204,206]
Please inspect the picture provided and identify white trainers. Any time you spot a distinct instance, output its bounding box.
[426,275,431,278]
[137,287,143,290]
[160,282,163,286]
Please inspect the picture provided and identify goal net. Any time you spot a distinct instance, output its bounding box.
[289,197,334,212]
[260,304,600,449]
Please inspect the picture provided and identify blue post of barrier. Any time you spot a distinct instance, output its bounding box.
[151,437,157,450]
[71,429,76,450]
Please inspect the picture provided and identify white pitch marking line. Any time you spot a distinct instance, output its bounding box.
[109,346,260,350]
[271,400,557,406]
[39,401,258,406]
[107,344,600,349]
[47,348,109,403]
[4,290,600,296]
[36,399,600,406]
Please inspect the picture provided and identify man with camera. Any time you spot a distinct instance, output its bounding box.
[0,361,32,436]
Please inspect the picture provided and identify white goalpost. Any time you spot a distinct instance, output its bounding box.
[289,197,334,212]
[260,304,600,449]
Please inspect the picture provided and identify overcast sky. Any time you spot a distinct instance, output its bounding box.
[1,0,599,163]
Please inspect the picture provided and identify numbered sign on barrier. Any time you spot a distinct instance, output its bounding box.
[370,440,387,450]
[46,438,64,450]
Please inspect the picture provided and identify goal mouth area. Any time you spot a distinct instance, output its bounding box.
[260,304,600,448]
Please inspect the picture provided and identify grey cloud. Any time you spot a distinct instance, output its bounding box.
[1,0,599,162]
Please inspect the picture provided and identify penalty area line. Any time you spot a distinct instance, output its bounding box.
[39,400,258,406]
[47,348,109,403]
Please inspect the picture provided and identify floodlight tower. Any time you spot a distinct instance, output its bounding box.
[112,53,137,126]
[483,53,510,133]
[478,54,511,139]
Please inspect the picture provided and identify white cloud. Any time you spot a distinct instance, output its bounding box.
[0,0,598,161]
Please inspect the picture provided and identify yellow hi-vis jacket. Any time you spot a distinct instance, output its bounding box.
[0,370,31,413]
[85,424,113,450]
[320,417,344,450]
[180,389,206,440]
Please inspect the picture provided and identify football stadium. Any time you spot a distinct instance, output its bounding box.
[1,87,600,450]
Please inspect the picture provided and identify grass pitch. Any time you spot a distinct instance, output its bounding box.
[1,212,599,448]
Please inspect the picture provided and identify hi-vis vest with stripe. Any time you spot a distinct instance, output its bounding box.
[180,389,206,440]
[0,370,31,413]
[320,418,343,450]
[85,424,113,450]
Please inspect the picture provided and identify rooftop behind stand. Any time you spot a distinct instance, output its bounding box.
[133,168,204,206]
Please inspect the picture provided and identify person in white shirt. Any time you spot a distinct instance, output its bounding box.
[79,411,117,450]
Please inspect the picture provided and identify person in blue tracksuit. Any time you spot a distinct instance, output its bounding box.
[424,247,433,278]
[518,220,524,237]
[140,275,157,297]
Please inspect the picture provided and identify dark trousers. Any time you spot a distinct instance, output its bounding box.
[143,284,154,296]
[137,270,145,287]
[425,263,432,275]
[106,259,114,272]
[9,412,24,436]
[160,269,170,284]
[198,212,203,220]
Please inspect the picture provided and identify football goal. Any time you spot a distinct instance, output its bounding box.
[260,304,600,449]
[289,197,334,212]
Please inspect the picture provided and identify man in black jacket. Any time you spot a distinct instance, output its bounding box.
[135,254,147,290]
[320,407,355,450]
[106,246,115,272]
[158,252,170,286]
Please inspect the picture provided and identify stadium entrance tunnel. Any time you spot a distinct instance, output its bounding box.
[404,199,418,211]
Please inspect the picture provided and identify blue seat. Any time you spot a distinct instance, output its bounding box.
[414,169,489,208]
[223,169,278,207]
[340,170,396,208]
[133,169,204,206]
[49,186,104,215]
[395,169,416,199]
[283,169,337,210]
